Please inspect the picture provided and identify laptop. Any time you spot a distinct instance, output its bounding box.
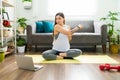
[15,55,43,71]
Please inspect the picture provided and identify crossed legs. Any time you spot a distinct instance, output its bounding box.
[42,49,82,60]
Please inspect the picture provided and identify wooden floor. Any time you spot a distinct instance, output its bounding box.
[0,49,120,80]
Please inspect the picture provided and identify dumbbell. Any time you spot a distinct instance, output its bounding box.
[99,63,120,71]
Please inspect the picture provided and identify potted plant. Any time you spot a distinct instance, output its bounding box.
[100,11,120,54]
[22,0,32,9]
[17,17,27,34]
[17,37,26,53]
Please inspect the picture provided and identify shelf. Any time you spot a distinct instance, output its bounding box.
[18,34,26,37]
[2,0,14,7]
[0,36,15,42]
[1,0,16,55]
[0,27,13,29]
[0,36,14,39]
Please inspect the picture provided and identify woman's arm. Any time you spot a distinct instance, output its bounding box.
[55,24,71,36]
[71,24,83,34]
[67,26,72,41]
[67,24,83,41]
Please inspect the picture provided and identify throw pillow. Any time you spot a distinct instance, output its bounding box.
[42,21,54,33]
[36,21,44,33]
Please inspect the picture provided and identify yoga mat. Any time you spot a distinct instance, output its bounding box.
[25,55,119,64]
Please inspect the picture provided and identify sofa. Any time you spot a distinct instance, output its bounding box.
[26,20,107,52]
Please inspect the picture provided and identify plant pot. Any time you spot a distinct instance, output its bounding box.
[110,44,119,54]
[0,52,5,62]
[17,46,25,53]
[23,1,32,9]
[118,44,120,52]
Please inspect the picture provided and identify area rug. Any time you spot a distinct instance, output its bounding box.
[25,55,119,64]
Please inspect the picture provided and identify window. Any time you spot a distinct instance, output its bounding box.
[48,0,97,16]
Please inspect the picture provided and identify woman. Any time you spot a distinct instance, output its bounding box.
[42,12,83,60]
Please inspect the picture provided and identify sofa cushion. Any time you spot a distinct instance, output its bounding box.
[36,21,44,33]
[42,21,54,33]
[71,33,101,44]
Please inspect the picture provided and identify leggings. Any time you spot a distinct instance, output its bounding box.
[42,49,82,60]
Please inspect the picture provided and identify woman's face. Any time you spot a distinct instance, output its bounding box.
[55,15,64,25]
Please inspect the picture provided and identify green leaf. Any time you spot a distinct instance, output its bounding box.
[110,17,118,21]
[107,23,113,27]
[100,18,106,21]
[117,29,120,32]
[108,30,114,37]
[22,0,32,2]
[17,37,26,46]
[17,17,27,28]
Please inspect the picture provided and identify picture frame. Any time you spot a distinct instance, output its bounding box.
[2,12,9,20]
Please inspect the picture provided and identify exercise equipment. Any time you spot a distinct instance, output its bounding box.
[99,63,120,71]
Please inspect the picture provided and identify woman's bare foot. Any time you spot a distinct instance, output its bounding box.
[57,55,64,60]
[59,53,67,57]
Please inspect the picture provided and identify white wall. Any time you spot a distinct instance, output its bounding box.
[95,0,118,20]
[16,0,120,28]
[116,0,120,30]
[5,0,15,21]
[16,0,119,20]
[118,0,120,10]
[16,0,34,25]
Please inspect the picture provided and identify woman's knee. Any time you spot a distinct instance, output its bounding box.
[42,50,57,60]
[75,49,82,56]
[67,49,82,57]
[42,50,49,59]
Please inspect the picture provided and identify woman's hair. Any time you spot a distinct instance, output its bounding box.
[54,12,65,25]
[53,12,65,38]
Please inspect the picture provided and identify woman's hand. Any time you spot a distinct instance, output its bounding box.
[71,24,83,34]
[77,24,83,29]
